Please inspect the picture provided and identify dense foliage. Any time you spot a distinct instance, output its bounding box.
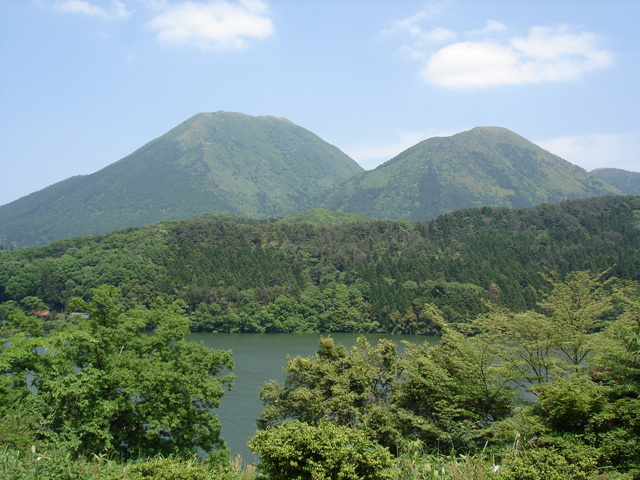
[2,270,639,478]
[0,285,234,460]
[1,196,639,335]
[250,272,640,478]
[249,421,394,480]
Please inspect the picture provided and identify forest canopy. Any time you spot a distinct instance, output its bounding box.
[1,196,639,335]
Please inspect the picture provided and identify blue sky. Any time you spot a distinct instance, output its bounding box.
[1,0,639,207]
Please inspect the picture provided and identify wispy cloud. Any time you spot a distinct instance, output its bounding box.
[385,10,614,89]
[146,0,275,51]
[381,5,455,60]
[467,20,507,36]
[537,132,640,172]
[53,0,132,19]
[381,6,445,38]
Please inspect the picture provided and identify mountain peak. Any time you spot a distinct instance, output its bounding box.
[590,167,640,195]
[470,126,515,133]
[0,113,363,246]
[304,126,622,221]
[192,111,292,123]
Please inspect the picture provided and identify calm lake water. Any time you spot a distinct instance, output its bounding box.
[186,332,439,463]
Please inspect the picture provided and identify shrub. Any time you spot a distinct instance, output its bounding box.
[496,447,598,480]
[249,420,393,480]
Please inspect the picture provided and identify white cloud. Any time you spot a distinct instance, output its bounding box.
[53,0,132,19]
[136,0,169,10]
[422,27,457,44]
[380,4,444,37]
[422,41,520,87]
[344,130,457,170]
[384,10,615,89]
[53,0,107,16]
[381,4,455,61]
[537,133,640,172]
[467,20,507,36]
[111,0,132,18]
[421,25,614,88]
[147,0,274,51]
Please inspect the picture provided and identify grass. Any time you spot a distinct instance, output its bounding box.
[1,443,633,479]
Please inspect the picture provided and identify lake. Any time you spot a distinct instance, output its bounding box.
[186,332,438,463]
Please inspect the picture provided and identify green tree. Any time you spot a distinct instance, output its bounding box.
[472,309,563,387]
[20,296,48,313]
[539,269,616,367]
[395,326,515,452]
[471,270,618,388]
[492,291,640,477]
[249,420,393,480]
[257,336,403,450]
[0,285,234,460]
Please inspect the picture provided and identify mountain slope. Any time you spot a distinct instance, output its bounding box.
[304,127,622,220]
[0,112,363,246]
[590,168,640,195]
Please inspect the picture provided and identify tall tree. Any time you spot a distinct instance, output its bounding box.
[0,285,234,459]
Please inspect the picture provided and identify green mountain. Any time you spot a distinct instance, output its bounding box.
[590,168,640,195]
[304,127,622,220]
[0,112,363,247]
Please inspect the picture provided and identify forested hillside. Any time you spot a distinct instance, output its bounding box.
[305,126,621,220]
[591,167,640,195]
[0,112,363,247]
[1,196,639,334]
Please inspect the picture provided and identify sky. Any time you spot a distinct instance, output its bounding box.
[1,0,639,207]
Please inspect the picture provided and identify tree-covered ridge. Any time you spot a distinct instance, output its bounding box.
[591,167,640,195]
[1,196,639,335]
[0,112,363,247]
[275,208,371,226]
[304,126,621,221]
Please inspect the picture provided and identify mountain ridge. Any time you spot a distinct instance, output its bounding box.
[590,167,640,196]
[302,126,622,220]
[0,112,363,246]
[0,116,629,247]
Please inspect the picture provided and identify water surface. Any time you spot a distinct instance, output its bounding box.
[186,332,438,462]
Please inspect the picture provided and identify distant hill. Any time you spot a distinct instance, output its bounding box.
[0,112,363,247]
[2,196,639,333]
[590,168,640,195]
[304,127,622,221]
[276,209,370,226]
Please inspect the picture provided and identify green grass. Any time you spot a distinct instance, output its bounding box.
[0,447,258,480]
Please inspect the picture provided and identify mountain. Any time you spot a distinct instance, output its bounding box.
[304,127,622,221]
[590,168,640,195]
[0,112,363,247]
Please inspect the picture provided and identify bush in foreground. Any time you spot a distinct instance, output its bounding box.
[249,420,394,480]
